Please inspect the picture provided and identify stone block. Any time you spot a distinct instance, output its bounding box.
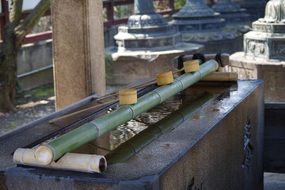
[17,66,53,91]
[264,103,285,173]
[52,0,106,110]
[17,41,52,75]
[16,40,53,91]
[106,43,203,86]
[244,34,285,61]
[230,52,285,103]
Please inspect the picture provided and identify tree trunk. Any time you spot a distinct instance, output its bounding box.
[0,0,50,112]
[0,24,18,112]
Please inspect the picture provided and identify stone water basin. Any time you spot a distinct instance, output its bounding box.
[0,80,264,190]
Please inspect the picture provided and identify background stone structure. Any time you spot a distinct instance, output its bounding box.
[230,0,285,103]
[172,0,243,53]
[52,0,106,110]
[230,0,285,173]
[106,0,203,86]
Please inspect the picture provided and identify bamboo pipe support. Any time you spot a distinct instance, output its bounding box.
[119,89,138,105]
[156,71,174,86]
[184,60,200,73]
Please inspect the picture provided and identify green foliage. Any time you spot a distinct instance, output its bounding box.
[0,0,51,112]
[16,84,54,104]
[175,0,186,9]
[31,85,54,99]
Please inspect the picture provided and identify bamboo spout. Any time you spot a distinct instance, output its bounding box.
[13,148,47,166]
[13,148,107,173]
[35,60,219,164]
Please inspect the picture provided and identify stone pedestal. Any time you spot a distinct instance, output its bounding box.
[230,15,285,103]
[52,0,106,110]
[230,52,285,103]
[245,22,285,60]
[172,0,242,54]
[106,44,202,85]
[107,0,203,86]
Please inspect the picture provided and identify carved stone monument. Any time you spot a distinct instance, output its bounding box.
[171,0,242,53]
[238,0,266,21]
[230,0,285,102]
[212,0,250,33]
[106,0,202,85]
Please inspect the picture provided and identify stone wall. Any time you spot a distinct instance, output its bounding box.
[17,40,53,91]
[16,26,116,91]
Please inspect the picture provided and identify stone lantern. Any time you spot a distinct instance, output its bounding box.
[106,0,203,86]
[114,0,179,52]
[171,0,242,53]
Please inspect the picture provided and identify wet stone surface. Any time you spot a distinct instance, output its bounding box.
[110,99,182,150]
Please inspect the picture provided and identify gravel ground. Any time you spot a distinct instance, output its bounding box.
[0,96,55,136]
[0,85,119,137]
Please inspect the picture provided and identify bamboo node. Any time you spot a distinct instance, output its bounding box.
[34,146,54,165]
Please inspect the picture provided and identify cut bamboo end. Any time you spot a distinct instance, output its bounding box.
[13,148,43,166]
[13,148,107,173]
[119,89,138,105]
[184,60,200,73]
[156,71,174,86]
[51,153,107,173]
[202,72,238,82]
[34,145,54,165]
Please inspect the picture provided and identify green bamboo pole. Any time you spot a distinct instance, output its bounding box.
[35,60,219,164]
[106,93,213,164]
